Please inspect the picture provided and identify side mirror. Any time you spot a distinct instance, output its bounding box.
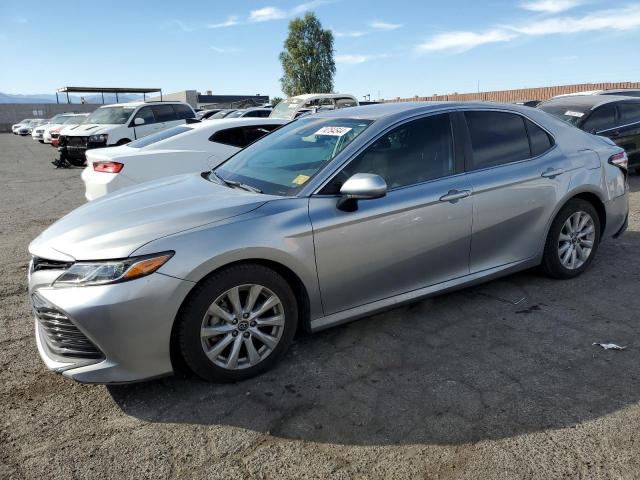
[134,117,145,126]
[337,173,387,211]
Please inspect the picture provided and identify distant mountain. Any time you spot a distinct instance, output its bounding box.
[0,92,143,104]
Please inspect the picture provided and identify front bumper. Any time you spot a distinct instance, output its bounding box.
[29,269,194,383]
[62,137,108,161]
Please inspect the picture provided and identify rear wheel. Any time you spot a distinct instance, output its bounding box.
[541,199,601,279]
[65,156,86,167]
[177,264,298,382]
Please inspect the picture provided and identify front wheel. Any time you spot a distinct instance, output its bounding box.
[541,199,601,279]
[177,264,298,382]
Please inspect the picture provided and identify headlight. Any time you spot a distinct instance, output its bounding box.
[88,134,108,143]
[53,252,174,287]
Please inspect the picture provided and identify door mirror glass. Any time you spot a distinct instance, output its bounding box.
[134,117,145,126]
[337,173,386,211]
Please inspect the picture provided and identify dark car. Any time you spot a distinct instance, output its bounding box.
[598,89,640,98]
[197,109,223,120]
[538,95,640,172]
[513,100,541,107]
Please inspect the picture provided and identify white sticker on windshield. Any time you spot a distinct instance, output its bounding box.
[564,110,585,118]
[314,126,353,136]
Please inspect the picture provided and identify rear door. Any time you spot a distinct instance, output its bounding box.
[461,110,569,273]
[614,102,640,167]
[151,104,180,134]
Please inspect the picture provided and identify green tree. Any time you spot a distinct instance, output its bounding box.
[271,96,283,106]
[279,12,335,97]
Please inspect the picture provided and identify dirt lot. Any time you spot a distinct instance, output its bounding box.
[1,132,640,479]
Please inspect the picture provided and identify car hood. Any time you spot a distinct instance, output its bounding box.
[29,173,273,261]
[65,123,115,136]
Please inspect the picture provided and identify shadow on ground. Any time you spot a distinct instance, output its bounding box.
[109,229,640,447]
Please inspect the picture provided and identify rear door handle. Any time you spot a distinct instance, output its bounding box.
[439,189,471,202]
[541,168,564,178]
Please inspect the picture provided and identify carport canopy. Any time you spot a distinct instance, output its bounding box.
[55,87,163,104]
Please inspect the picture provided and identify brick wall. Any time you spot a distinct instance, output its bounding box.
[385,82,640,104]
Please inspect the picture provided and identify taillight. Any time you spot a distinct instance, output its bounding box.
[608,151,628,171]
[93,161,124,173]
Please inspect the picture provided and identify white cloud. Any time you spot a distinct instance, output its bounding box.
[335,31,367,38]
[417,4,640,54]
[335,53,390,64]
[520,0,584,13]
[369,20,402,31]
[510,5,640,35]
[206,15,239,29]
[416,29,516,53]
[210,46,242,53]
[249,6,287,22]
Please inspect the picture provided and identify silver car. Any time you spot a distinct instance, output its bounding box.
[28,103,629,384]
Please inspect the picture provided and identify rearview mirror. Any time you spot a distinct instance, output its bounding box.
[337,173,387,211]
[134,117,145,126]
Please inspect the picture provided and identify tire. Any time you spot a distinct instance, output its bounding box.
[541,198,601,279]
[65,156,86,167]
[177,264,298,382]
[38,140,44,144]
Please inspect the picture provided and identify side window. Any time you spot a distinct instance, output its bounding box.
[618,103,640,124]
[134,106,155,125]
[241,126,278,145]
[525,119,554,156]
[322,113,455,193]
[582,105,617,132]
[151,104,178,123]
[210,127,246,148]
[465,111,530,170]
[173,104,195,120]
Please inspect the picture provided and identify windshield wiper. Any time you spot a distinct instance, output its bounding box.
[210,171,262,193]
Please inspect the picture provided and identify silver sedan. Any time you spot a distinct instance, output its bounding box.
[28,102,629,384]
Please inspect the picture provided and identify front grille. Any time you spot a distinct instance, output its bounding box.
[32,293,102,359]
[67,136,88,147]
[50,133,59,139]
[31,256,73,273]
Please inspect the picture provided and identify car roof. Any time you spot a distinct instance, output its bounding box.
[186,117,287,132]
[97,101,189,108]
[539,95,640,109]
[291,93,358,101]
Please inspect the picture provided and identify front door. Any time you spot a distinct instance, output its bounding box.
[308,113,473,315]
[131,106,158,140]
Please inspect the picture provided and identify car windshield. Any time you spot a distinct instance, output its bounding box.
[225,110,246,118]
[64,116,86,125]
[538,104,589,126]
[127,126,193,148]
[86,106,136,124]
[213,117,373,196]
[270,97,307,120]
[209,110,235,119]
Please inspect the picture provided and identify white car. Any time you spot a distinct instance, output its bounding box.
[40,113,80,143]
[12,118,36,134]
[269,93,359,120]
[61,101,196,166]
[81,117,287,200]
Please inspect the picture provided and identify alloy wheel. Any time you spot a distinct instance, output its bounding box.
[200,284,285,370]
[557,210,595,270]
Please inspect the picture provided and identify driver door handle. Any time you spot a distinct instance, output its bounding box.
[439,189,471,202]
[541,167,564,178]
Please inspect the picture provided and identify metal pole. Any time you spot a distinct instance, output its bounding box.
[143,92,146,101]
[66,92,70,104]
[56,92,59,104]
[116,92,119,103]
[160,90,163,101]
[101,92,105,104]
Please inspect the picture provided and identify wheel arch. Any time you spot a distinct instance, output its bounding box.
[169,258,312,375]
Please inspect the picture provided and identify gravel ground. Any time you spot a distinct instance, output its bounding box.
[1,132,640,479]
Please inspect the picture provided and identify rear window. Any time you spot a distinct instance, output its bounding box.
[210,125,282,148]
[173,104,195,120]
[582,104,617,132]
[127,126,192,148]
[151,104,178,122]
[465,111,531,170]
[537,103,588,126]
[618,103,640,124]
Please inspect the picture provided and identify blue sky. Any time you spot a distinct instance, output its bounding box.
[1,0,640,100]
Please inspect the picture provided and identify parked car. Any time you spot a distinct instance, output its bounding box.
[225,107,273,118]
[50,114,90,147]
[196,109,223,120]
[31,120,52,142]
[270,93,359,120]
[16,119,44,136]
[82,118,287,200]
[58,101,196,166]
[205,109,238,120]
[538,95,640,172]
[12,118,36,134]
[28,102,629,384]
[552,88,640,99]
[41,113,80,143]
